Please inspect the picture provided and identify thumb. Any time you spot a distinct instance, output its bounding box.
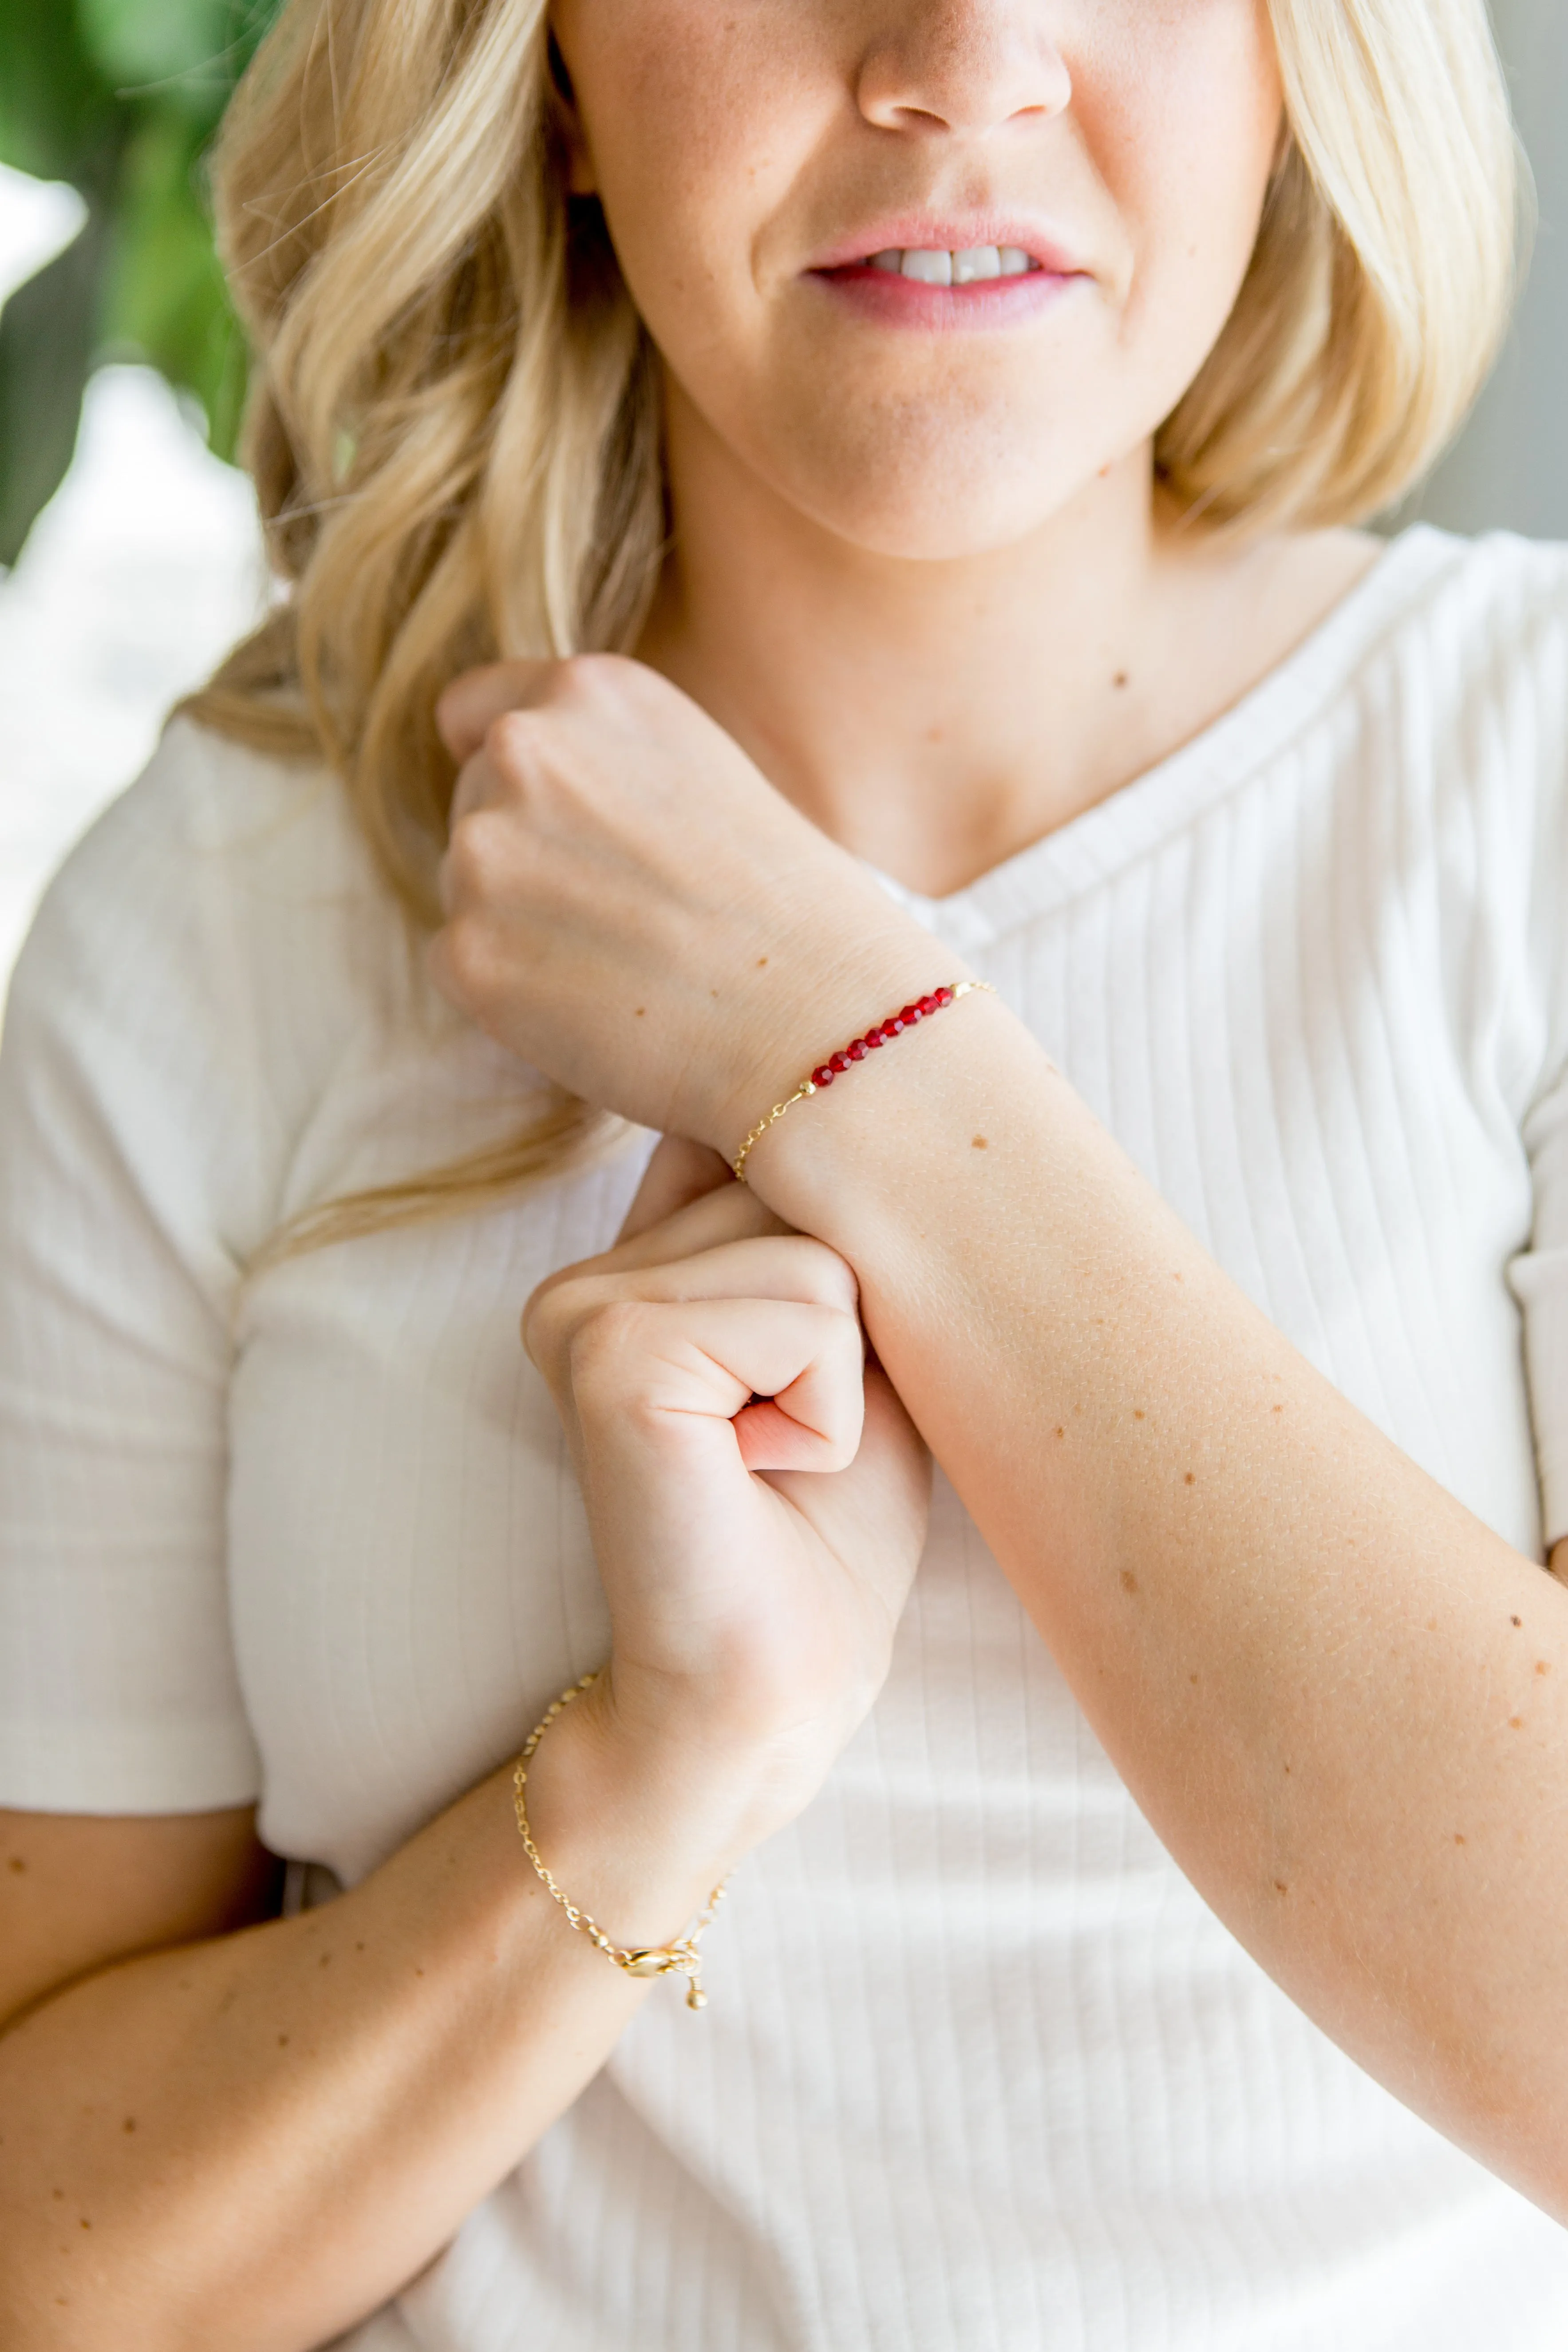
[618,1135,736,1242]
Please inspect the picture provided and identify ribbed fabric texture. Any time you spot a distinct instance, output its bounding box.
[3,526,1568,2347]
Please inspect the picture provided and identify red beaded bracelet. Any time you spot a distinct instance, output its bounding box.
[731,978,996,1182]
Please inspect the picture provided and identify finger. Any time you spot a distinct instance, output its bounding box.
[436,751,509,925]
[608,1182,792,1270]
[574,1297,865,1474]
[618,1136,736,1243]
[525,1232,860,1384]
[435,660,557,763]
[447,745,499,833]
[762,1359,932,1587]
[527,1184,794,1345]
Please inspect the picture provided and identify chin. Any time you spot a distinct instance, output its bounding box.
[770,414,1109,562]
[812,495,1070,563]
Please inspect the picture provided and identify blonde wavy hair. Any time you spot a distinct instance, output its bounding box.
[187,0,1523,1256]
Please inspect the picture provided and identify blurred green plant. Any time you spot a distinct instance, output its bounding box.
[0,0,284,565]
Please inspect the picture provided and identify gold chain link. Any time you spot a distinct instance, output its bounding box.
[731,979,996,1182]
[512,1671,730,2012]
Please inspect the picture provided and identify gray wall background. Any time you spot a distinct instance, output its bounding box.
[1411,0,1568,539]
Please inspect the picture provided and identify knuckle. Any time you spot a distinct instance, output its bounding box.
[785,1237,860,1315]
[566,1294,658,1389]
[443,807,500,900]
[522,1267,616,1369]
[436,664,504,748]
[561,649,620,695]
[485,708,539,772]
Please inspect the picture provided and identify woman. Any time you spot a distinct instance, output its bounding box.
[2,0,1566,2342]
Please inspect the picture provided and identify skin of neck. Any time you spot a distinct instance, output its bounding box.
[638,370,1375,900]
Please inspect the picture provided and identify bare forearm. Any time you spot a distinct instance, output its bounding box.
[755,996,1568,2214]
[0,1703,741,2352]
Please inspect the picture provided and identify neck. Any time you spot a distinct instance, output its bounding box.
[637,381,1201,895]
[637,380,1376,898]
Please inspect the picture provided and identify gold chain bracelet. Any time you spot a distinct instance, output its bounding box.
[732,979,996,1182]
[512,1671,730,2012]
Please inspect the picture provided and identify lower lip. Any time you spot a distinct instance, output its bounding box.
[809,261,1082,330]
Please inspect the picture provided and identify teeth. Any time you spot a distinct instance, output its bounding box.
[952,245,1001,284]
[864,245,1036,283]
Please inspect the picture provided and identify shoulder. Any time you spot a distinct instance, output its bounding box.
[1370,530,1568,1106]
[1306,526,1568,855]
[1376,525,1568,708]
[0,721,437,1266]
[8,717,419,1091]
[16,715,389,980]
[3,717,568,1263]
[1399,529,1568,834]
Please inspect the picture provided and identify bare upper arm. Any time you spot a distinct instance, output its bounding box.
[0,1807,280,2032]
[1553,1540,1568,1585]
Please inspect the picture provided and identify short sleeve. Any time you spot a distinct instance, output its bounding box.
[1506,549,1568,1555]
[0,724,332,1812]
[1517,1077,1568,1552]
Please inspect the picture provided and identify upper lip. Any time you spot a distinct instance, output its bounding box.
[808,216,1087,276]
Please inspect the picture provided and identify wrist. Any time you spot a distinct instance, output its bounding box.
[735,969,1035,1220]
[515,1667,825,1953]
[701,897,963,1162]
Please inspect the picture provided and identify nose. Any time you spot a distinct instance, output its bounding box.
[855,0,1071,136]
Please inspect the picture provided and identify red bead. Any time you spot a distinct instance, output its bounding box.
[918,994,940,1017]
[935,985,954,1007]
[829,1052,851,1075]
[863,1029,885,1048]
[812,1064,835,1087]
[881,1016,903,1038]
[847,1038,868,1060]
[901,1004,922,1023]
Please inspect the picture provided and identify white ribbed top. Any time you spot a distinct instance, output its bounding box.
[3,525,1568,2348]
